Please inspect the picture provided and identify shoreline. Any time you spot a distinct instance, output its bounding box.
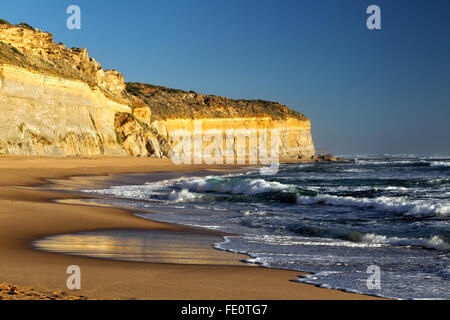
[0,155,381,300]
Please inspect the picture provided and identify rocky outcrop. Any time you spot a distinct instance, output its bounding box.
[114,107,171,158]
[0,22,316,160]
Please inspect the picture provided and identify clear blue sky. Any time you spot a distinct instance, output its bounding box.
[1,0,449,155]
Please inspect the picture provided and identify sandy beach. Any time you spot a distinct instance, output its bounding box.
[0,155,380,300]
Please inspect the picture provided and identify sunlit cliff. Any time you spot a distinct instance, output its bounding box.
[0,22,315,160]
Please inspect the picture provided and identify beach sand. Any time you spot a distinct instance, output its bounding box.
[0,156,381,300]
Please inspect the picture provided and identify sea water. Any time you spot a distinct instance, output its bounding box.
[82,155,450,299]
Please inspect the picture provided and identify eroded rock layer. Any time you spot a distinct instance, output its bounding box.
[0,22,315,160]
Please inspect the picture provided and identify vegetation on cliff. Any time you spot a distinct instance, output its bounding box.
[125,82,308,121]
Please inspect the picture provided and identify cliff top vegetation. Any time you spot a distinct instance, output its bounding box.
[126,82,308,121]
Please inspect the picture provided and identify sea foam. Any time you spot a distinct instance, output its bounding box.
[296,194,450,216]
[173,176,292,195]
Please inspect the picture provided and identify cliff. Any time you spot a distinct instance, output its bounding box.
[0,21,315,161]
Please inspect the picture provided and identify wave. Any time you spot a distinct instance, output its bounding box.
[82,175,300,205]
[349,233,449,251]
[429,161,450,167]
[173,176,293,195]
[354,159,421,165]
[216,234,387,250]
[296,194,450,216]
[354,159,450,168]
[220,233,450,255]
[82,183,165,201]
[423,236,450,251]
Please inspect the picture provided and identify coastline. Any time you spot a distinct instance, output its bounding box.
[0,155,381,300]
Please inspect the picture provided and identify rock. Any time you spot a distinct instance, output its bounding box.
[133,107,151,126]
[313,154,337,162]
[0,23,316,160]
[6,285,17,295]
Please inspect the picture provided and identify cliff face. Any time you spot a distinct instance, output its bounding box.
[0,23,126,97]
[161,117,314,160]
[0,65,129,156]
[0,22,315,160]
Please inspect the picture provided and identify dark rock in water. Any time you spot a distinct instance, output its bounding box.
[313,154,337,162]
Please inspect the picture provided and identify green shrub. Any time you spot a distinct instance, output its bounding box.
[115,131,122,145]
[17,22,34,30]
[125,83,141,96]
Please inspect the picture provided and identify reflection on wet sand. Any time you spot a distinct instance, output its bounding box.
[33,229,252,266]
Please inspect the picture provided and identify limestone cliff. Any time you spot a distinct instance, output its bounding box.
[0,22,315,160]
[0,22,130,156]
[118,83,315,159]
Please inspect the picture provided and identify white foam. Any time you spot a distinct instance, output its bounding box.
[296,194,450,216]
[355,159,423,166]
[347,233,450,251]
[423,236,450,251]
[243,210,268,216]
[168,189,198,203]
[242,257,265,265]
[429,161,450,167]
[175,176,292,195]
[81,176,191,200]
[83,183,164,200]
[384,186,408,191]
[353,158,450,168]
[241,234,385,248]
[360,233,425,247]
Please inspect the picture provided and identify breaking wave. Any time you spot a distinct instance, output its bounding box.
[344,233,450,251]
[172,176,292,195]
[296,194,450,216]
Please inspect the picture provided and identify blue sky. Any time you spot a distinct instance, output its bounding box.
[1,0,449,155]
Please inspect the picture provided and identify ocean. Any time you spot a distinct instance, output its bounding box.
[69,155,449,299]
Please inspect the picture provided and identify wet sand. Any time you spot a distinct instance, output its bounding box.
[0,155,381,300]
